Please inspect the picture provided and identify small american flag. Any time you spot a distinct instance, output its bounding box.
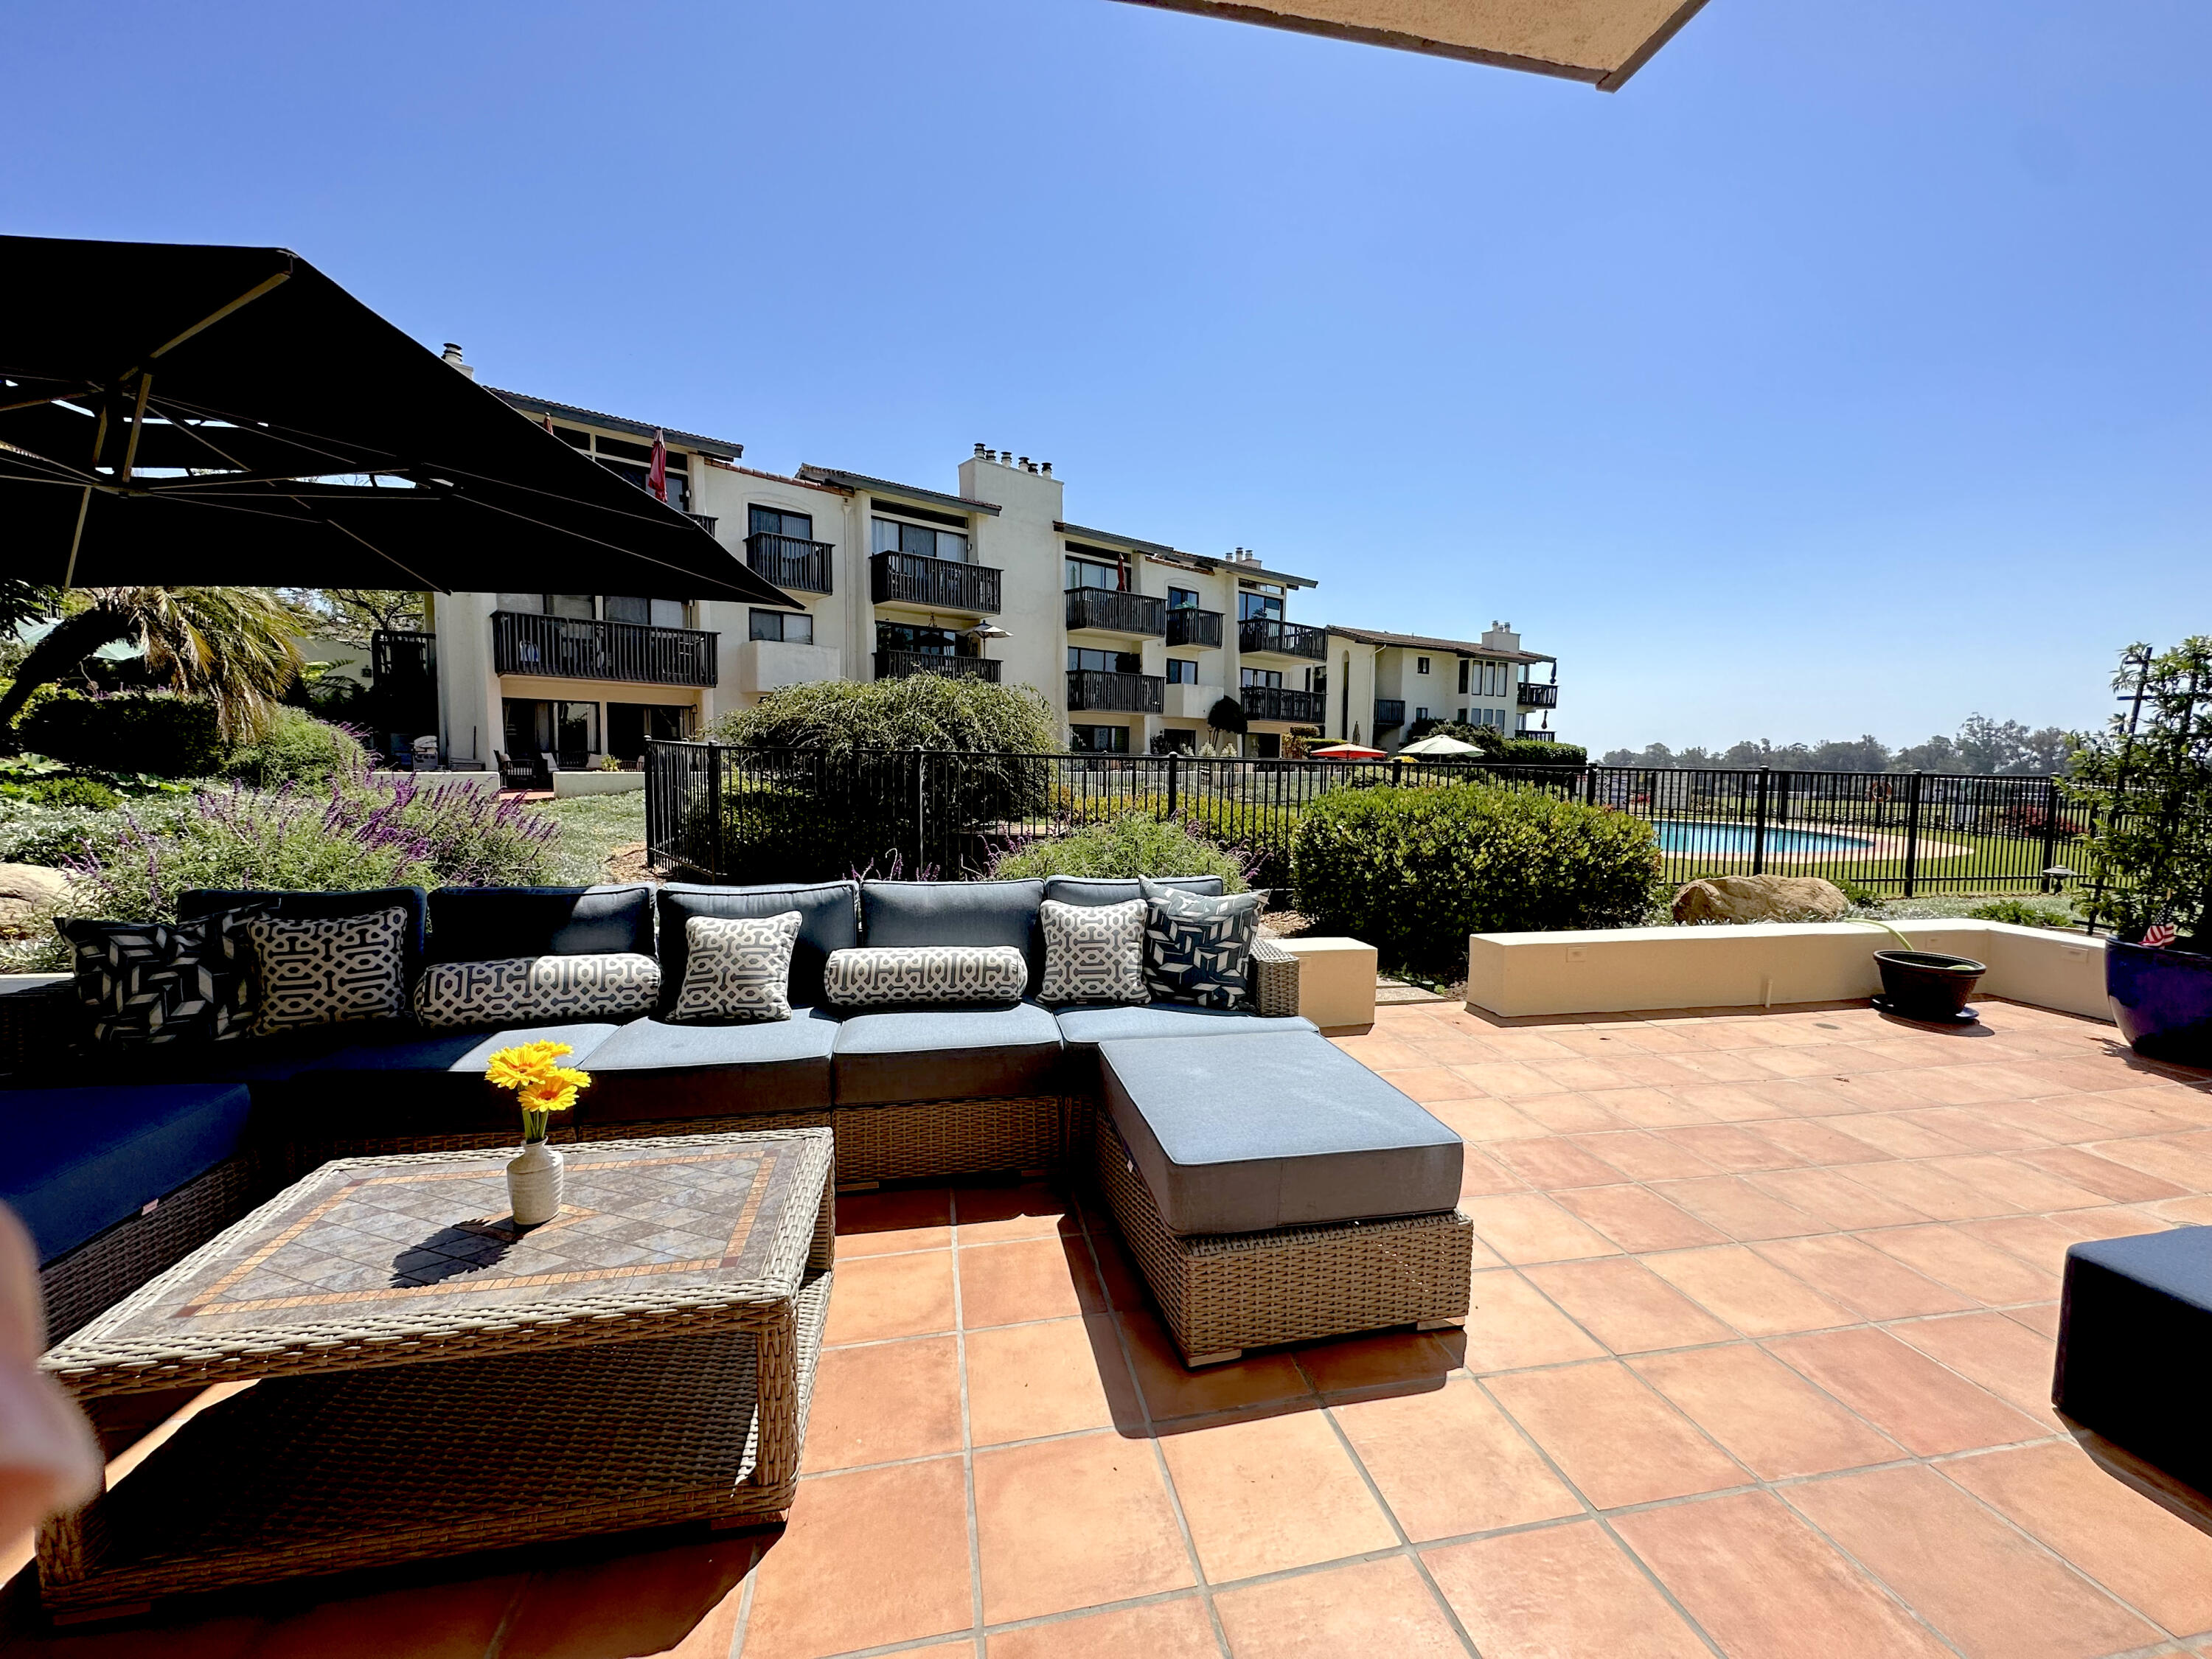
[2143,922,2178,949]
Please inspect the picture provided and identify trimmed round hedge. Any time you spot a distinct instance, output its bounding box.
[1293,780,1661,973]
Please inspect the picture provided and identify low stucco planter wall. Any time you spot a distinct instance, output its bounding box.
[1466,919,2108,1023]
[551,771,647,797]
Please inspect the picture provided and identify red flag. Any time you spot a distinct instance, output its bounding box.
[2143,922,2177,949]
[647,429,668,503]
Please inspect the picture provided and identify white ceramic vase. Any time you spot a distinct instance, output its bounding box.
[507,1140,566,1226]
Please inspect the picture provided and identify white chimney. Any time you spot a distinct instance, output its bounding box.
[1481,621,1522,653]
[441,342,474,380]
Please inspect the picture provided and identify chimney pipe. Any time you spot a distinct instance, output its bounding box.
[441,343,474,380]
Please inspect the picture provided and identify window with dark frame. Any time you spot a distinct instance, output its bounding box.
[1166,659,1198,684]
[1069,647,1141,674]
[1167,586,1200,610]
[1069,724,1131,755]
[1064,555,1122,591]
[1238,591,1284,623]
[750,610,814,644]
[1416,656,1431,675]
[749,505,814,541]
[1240,667,1282,689]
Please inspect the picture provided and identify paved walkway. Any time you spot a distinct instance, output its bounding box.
[8,996,2212,1658]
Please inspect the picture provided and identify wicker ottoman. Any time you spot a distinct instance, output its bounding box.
[1094,1033,1473,1365]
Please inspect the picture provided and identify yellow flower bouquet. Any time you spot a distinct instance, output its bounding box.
[485,1040,592,1144]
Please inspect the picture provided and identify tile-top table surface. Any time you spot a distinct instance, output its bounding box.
[43,1128,835,1397]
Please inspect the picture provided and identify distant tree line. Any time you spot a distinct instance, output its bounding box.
[1600,714,2076,776]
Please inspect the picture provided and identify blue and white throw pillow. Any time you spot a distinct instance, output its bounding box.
[1139,878,1261,1010]
[55,911,262,1047]
[670,913,800,1023]
[415,953,661,1029]
[823,945,1028,1009]
[1040,898,1147,1005]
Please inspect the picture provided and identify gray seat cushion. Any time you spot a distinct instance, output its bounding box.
[1043,876,1223,908]
[860,880,1046,997]
[1099,1032,1462,1235]
[1055,1003,1315,1051]
[832,1000,1064,1107]
[582,1009,841,1123]
[658,882,858,1014]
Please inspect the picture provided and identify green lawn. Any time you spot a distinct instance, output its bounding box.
[531,792,647,885]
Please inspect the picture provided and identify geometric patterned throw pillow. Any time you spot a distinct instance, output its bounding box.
[247,907,409,1035]
[821,945,1029,1009]
[413,952,661,1030]
[55,911,261,1047]
[1040,898,1147,1006]
[1139,878,1262,1010]
[669,912,799,1024]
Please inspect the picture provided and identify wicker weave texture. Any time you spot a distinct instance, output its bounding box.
[39,1154,268,1345]
[1248,939,1302,1019]
[44,1130,835,1397]
[40,1273,831,1610]
[1093,1116,1472,1360]
[0,978,75,1075]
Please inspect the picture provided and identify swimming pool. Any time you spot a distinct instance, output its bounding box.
[1654,821,1877,857]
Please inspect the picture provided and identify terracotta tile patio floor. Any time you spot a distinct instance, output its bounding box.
[8,995,2212,1658]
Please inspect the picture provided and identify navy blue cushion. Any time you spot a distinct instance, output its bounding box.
[1054,1003,1316,1050]
[658,883,858,1014]
[583,1009,841,1121]
[2056,1226,2212,1492]
[860,880,1046,996]
[428,885,654,963]
[1043,876,1224,908]
[0,1085,254,1262]
[288,1021,622,1136]
[178,887,428,975]
[1100,1032,1461,1234]
[832,1000,1062,1106]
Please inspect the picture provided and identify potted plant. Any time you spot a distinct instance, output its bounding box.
[2070,637,2212,1062]
[484,1039,591,1225]
[1850,918,1987,1023]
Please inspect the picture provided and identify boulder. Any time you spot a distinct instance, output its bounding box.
[0,863,73,936]
[1672,874,1849,925]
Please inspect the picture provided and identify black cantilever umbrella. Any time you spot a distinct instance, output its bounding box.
[0,234,796,605]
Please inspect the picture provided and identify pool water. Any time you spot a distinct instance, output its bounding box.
[1655,821,1877,856]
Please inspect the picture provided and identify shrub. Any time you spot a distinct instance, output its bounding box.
[708,677,1060,880]
[0,796,194,869]
[1967,897,2071,928]
[1498,737,1586,766]
[1832,877,1884,908]
[1294,780,1663,973]
[0,775,120,810]
[15,690,226,779]
[223,707,370,788]
[61,771,560,928]
[992,814,1248,891]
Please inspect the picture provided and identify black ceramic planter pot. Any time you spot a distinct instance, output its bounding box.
[1874,950,1987,1023]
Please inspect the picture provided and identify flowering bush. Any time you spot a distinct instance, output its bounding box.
[60,768,560,930]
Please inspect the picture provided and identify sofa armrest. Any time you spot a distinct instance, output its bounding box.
[0,978,77,1075]
[1249,939,1301,1019]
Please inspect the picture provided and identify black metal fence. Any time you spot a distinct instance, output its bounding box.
[646,744,2112,899]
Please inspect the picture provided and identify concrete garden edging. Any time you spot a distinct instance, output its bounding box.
[1465,919,2107,1021]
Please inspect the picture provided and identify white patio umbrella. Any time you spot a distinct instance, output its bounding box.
[1394,734,1482,759]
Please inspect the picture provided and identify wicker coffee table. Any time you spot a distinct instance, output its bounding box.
[35,1128,835,1617]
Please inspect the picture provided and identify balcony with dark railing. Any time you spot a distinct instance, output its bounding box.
[1067,669,1165,715]
[873,651,1001,683]
[746,532,834,594]
[1374,698,1406,731]
[1064,587,1166,638]
[492,611,717,688]
[869,552,1001,613]
[1166,608,1222,648]
[684,512,718,536]
[1517,681,1559,709]
[1237,617,1327,661]
[1239,685,1325,723]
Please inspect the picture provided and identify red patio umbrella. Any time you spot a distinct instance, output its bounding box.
[1309,743,1385,760]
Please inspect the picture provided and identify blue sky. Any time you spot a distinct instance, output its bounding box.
[8,0,2208,753]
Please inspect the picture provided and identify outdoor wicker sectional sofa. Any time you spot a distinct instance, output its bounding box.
[1,876,1472,1364]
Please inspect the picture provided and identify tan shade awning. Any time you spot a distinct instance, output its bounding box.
[1110,0,1708,88]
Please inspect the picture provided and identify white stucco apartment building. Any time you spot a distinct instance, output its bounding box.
[417,364,1559,766]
